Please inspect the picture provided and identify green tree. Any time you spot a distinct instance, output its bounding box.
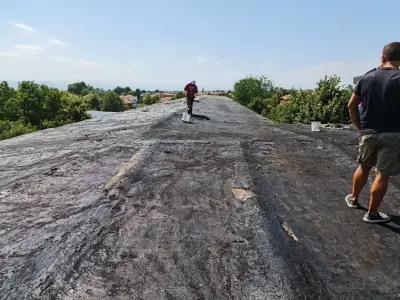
[0,80,93,139]
[123,86,132,95]
[113,86,124,95]
[232,76,274,106]
[173,91,185,99]
[113,86,133,95]
[41,86,64,121]
[143,94,159,105]
[247,97,267,115]
[61,93,89,122]
[67,81,93,96]
[101,91,125,112]
[2,96,21,121]
[84,93,102,110]
[0,82,18,120]
[93,88,106,95]
[16,81,45,127]
[134,88,141,98]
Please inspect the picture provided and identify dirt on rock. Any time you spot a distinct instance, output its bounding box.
[1,97,400,299]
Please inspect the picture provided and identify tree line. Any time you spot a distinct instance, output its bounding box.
[67,81,145,98]
[0,81,146,140]
[0,80,188,141]
[232,75,353,124]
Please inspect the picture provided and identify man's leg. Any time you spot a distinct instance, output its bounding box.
[368,173,389,214]
[187,97,194,115]
[351,164,372,200]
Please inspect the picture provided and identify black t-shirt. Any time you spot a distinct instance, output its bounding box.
[354,67,400,132]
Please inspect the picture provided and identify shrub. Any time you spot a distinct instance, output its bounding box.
[0,120,37,140]
[314,77,352,123]
[143,94,159,105]
[60,93,89,123]
[289,76,350,124]
[41,119,68,129]
[232,75,351,124]
[173,91,185,99]
[101,91,125,112]
[247,97,267,115]
[84,93,102,110]
[268,90,314,123]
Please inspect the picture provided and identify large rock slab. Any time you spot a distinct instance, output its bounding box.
[1,97,400,299]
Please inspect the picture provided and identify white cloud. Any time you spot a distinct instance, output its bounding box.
[215,61,222,65]
[15,44,44,51]
[48,39,67,47]
[11,22,36,32]
[0,52,21,57]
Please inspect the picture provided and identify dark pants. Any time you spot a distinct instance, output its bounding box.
[186,96,194,114]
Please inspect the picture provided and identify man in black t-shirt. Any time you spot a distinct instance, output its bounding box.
[345,42,400,223]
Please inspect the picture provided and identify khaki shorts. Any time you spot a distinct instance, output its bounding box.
[358,132,400,176]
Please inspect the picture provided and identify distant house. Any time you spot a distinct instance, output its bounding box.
[120,95,138,108]
[138,92,178,104]
[159,92,176,103]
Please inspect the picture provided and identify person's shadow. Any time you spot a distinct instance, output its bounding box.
[191,113,210,120]
[358,205,400,234]
[381,215,400,234]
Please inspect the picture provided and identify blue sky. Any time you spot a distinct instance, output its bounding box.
[0,0,398,90]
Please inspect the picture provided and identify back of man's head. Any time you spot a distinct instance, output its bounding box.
[383,42,400,62]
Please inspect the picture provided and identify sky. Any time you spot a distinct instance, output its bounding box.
[0,0,399,90]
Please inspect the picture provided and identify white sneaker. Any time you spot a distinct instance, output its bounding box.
[363,212,391,224]
[345,194,359,208]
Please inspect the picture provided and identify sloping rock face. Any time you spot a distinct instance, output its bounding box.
[1,97,400,299]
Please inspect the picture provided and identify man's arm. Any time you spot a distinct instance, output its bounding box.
[347,93,362,132]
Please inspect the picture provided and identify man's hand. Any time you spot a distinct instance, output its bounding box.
[347,93,362,134]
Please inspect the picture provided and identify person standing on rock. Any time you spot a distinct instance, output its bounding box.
[184,80,198,115]
[346,42,400,223]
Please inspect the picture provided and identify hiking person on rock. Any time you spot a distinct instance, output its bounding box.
[184,81,198,115]
[346,42,400,223]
